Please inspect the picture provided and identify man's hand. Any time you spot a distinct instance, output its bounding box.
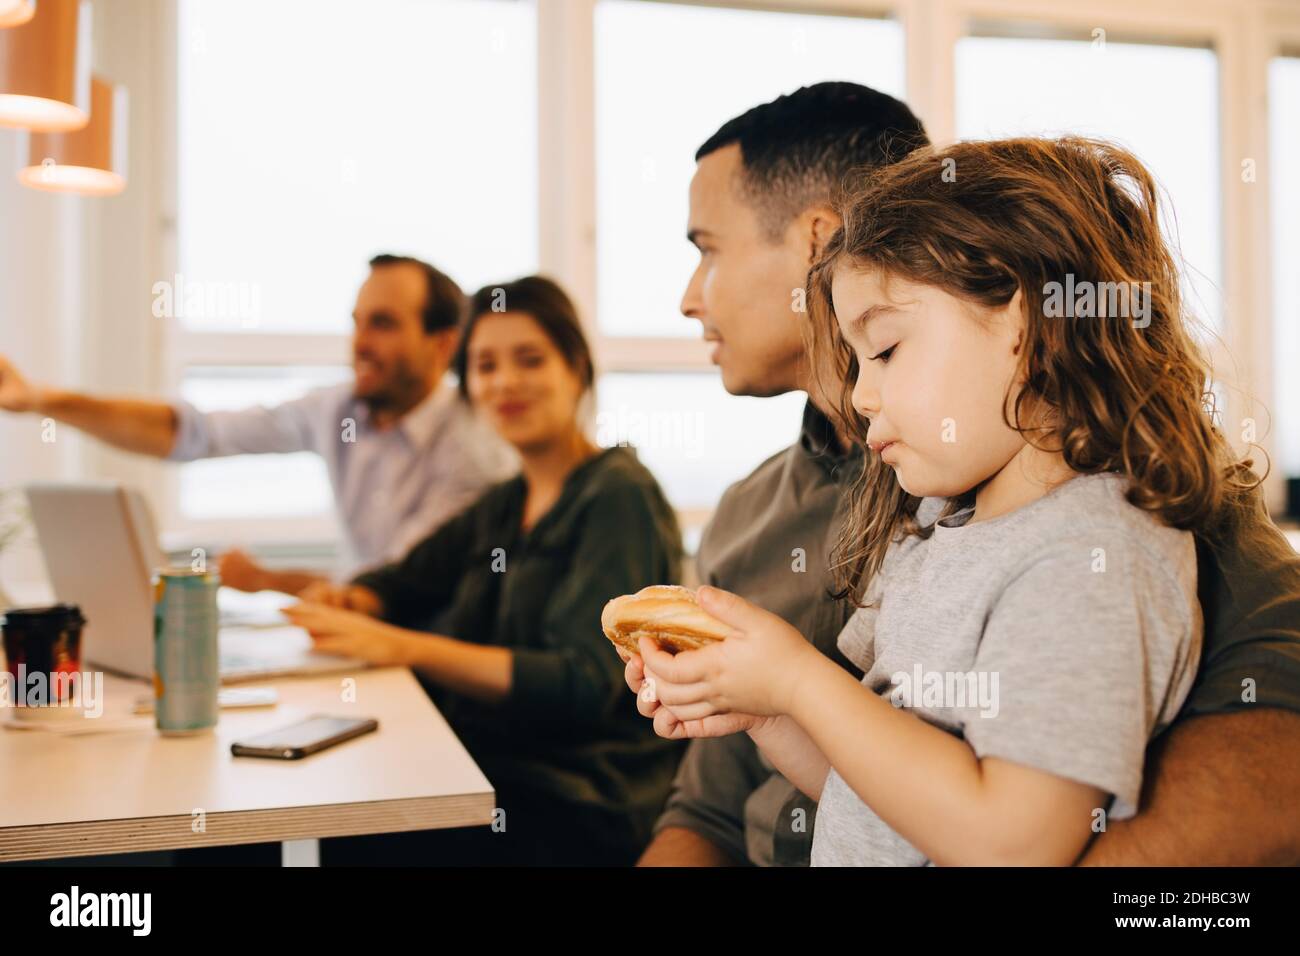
[0,354,39,413]
[217,549,269,593]
[1080,709,1300,866]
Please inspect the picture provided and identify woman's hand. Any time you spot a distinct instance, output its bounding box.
[297,581,384,616]
[637,586,824,721]
[283,601,412,666]
[621,640,772,740]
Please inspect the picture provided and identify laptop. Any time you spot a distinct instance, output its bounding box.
[24,482,365,683]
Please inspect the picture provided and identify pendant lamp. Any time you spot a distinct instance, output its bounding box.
[0,1,36,30]
[0,0,90,131]
[18,74,126,195]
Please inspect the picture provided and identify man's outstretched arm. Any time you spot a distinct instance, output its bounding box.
[1080,709,1300,866]
[1,354,178,457]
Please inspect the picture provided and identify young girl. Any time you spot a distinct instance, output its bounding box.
[624,137,1258,865]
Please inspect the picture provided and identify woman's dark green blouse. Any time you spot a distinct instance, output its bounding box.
[352,445,684,843]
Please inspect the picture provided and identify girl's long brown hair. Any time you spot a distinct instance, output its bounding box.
[805,137,1260,605]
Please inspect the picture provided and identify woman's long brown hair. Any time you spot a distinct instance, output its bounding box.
[805,136,1261,605]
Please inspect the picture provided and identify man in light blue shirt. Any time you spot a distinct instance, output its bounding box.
[0,254,517,592]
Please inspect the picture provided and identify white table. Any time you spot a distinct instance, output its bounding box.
[0,667,495,864]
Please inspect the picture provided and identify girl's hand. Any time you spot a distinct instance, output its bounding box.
[622,639,772,740]
[283,601,412,666]
[638,586,822,719]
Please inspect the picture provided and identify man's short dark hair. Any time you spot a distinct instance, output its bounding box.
[368,253,465,334]
[695,81,930,240]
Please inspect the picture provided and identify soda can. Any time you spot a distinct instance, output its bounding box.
[152,568,220,735]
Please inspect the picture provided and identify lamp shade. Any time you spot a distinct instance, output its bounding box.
[19,75,126,195]
[0,0,90,131]
[0,1,36,29]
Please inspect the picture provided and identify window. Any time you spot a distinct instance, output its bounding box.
[596,372,807,513]
[172,0,538,534]
[177,0,537,334]
[177,366,350,522]
[595,0,905,339]
[955,32,1222,332]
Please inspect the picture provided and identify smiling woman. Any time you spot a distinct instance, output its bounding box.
[292,275,687,866]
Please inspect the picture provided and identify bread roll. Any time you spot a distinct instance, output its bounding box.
[601,585,730,656]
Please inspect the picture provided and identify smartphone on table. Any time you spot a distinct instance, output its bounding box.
[231,714,378,760]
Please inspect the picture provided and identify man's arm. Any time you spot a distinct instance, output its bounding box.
[251,568,328,596]
[637,730,768,867]
[1080,709,1300,866]
[3,353,326,464]
[217,549,331,597]
[638,826,745,867]
[1,354,178,456]
[37,390,179,457]
[1099,480,1300,866]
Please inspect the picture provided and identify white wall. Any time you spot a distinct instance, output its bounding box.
[0,0,172,601]
[0,101,87,601]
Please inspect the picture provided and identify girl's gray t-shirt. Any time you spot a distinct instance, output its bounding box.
[811,472,1202,867]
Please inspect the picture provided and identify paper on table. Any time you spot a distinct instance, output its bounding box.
[132,687,279,714]
[0,710,151,736]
